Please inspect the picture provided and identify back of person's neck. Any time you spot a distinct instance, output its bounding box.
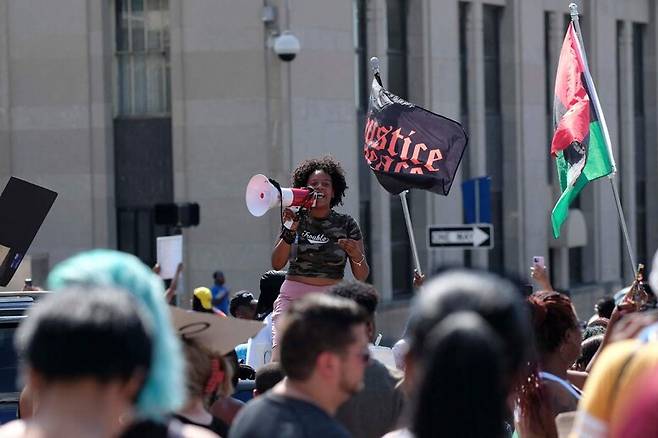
[30,380,132,438]
[274,377,341,416]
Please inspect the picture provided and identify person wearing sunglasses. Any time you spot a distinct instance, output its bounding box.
[331,280,405,438]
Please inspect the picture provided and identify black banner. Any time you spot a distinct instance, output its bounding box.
[363,78,468,195]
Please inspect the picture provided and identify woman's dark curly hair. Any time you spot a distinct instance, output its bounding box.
[291,156,348,208]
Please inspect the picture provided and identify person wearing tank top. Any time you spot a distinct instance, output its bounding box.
[515,291,583,438]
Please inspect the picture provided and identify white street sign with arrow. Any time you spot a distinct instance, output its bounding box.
[428,224,493,249]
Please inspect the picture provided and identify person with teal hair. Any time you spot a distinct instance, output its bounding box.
[46,249,185,419]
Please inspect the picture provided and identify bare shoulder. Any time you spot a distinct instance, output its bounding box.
[181,424,221,438]
[543,380,579,415]
[0,420,27,438]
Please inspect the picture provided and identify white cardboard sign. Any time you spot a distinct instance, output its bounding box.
[157,235,183,279]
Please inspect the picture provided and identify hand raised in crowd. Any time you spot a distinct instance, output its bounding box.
[605,285,654,341]
[609,310,658,343]
[282,208,300,231]
[338,238,363,261]
[413,270,425,288]
[165,262,184,303]
[530,262,554,291]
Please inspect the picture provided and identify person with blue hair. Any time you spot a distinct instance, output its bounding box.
[45,249,185,419]
[16,250,218,437]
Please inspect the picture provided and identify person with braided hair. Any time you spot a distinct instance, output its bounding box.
[515,291,583,438]
[270,156,368,357]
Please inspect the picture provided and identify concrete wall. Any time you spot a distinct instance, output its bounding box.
[0,0,115,280]
[170,0,358,297]
[0,0,655,323]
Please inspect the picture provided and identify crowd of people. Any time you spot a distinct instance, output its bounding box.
[2,155,658,438]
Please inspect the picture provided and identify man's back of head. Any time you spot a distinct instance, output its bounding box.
[328,280,379,342]
[327,280,379,316]
[253,362,284,397]
[17,288,153,384]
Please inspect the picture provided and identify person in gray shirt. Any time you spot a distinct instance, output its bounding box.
[331,280,405,438]
[230,294,370,438]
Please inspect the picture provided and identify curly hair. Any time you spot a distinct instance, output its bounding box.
[291,156,348,208]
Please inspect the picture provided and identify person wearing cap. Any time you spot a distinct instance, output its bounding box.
[194,287,226,316]
[255,270,286,320]
[230,291,258,320]
[231,289,275,370]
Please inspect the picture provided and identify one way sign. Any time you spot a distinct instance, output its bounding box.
[428,224,493,249]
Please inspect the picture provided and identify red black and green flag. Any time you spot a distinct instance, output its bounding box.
[551,22,614,238]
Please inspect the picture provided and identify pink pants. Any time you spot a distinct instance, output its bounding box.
[271,279,331,348]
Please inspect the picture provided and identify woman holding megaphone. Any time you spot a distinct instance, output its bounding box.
[270,156,369,357]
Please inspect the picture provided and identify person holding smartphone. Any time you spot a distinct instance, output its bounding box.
[530,256,555,292]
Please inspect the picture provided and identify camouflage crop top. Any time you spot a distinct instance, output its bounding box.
[287,211,363,279]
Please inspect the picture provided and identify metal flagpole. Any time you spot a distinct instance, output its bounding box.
[568,3,637,276]
[400,190,423,276]
[369,57,423,277]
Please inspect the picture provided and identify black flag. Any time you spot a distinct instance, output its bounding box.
[363,78,468,195]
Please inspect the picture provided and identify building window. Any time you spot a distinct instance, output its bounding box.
[386,0,408,100]
[115,0,171,116]
[387,0,412,297]
[483,5,504,273]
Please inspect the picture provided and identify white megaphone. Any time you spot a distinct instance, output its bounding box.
[245,174,318,217]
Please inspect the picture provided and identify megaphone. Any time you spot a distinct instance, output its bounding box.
[245,174,318,217]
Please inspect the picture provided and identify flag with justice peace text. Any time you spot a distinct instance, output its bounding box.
[362,78,468,195]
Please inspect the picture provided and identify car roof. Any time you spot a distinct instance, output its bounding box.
[0,292,51,323]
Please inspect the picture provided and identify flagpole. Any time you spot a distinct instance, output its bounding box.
[568,3,637,276]
[400,190,423,277]
[370,57,423,278]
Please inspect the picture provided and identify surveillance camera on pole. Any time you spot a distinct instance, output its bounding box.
[273,31,300,62]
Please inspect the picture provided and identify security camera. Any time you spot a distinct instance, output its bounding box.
[273,31,300,62]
